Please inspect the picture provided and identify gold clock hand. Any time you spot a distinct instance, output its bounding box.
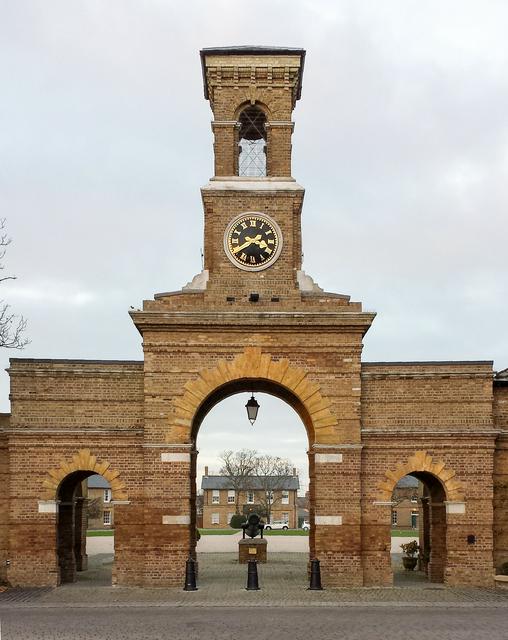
[232,235,261,254]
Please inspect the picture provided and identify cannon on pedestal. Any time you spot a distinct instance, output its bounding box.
[239,513,267,563]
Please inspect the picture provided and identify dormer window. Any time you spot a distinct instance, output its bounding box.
[238,105,267,177]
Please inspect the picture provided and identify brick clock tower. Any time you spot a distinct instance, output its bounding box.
[131,46,375,587]
[5,46,502,591]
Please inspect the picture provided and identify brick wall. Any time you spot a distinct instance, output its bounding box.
[5,360,144,587]
[360,361,497,587]
[494,384,508,571]
[0,416,9,583]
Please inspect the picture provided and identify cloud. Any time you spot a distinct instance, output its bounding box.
[6,282,97,306]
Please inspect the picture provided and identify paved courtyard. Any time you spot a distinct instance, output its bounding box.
[1,553,506,609]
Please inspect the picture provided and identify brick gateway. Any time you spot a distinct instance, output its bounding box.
[1,47,507,588]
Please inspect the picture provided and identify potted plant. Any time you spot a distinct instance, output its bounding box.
[400,540,420,571]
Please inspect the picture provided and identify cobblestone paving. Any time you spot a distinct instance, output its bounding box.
[0,587,53,603]
[0,553,506,609]
[2,607,508,640]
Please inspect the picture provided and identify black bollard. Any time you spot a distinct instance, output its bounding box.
[246,558,260,590]
[183,557,198,591]
[308,558,323,590]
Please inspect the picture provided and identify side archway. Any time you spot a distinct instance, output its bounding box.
[376,450,464,503]
[169,347,339,446]
[41,448,128,502]
[40,449,127,585]
[377,451,464,584]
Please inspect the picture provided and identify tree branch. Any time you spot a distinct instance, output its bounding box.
[0,303,29,349]
[0,219,29,349]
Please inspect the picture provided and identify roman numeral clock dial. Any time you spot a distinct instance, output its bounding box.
[224,212,283,271]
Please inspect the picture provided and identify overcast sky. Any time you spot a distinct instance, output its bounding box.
[1,1,507,493]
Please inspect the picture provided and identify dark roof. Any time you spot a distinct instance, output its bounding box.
[200,46,306,101]
[201,475,299,491]
[201,46,305,56]
[495,368,508,384]
[87,475,111,489]
[395,476,419,488]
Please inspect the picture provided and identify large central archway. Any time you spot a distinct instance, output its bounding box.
[170,347,340,448]
[170,347,343,582]
[189,377,318,564]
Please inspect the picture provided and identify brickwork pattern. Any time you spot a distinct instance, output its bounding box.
[493,384,508,571]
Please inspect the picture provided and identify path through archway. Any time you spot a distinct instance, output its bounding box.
[192,385,311,588]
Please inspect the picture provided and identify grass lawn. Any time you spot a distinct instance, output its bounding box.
[391,529,418,537]
[87,530,115,537]
[263,529,309,536]
[198,528,240,535]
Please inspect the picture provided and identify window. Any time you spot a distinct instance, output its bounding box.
[103,510,111,526]
[227,513,234,525]
[266,491,274,504]
[103,488,111,503]
[211,513,220,525]
[228,490,235,504]
[391,510,398,526]
[247,492,254,504]
[212,489,220,504]
[281,491,289,505]
[238,105,267,177]
[282,512,289,523]
[410,495,418,504]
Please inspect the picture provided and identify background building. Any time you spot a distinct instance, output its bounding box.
[391,476,421,530]
[86,475,114,530]
[201,468,299,528]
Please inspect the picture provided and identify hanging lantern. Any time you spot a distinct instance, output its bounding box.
[245,394,260,425]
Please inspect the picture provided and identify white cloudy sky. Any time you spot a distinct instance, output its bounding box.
[1,1,508,493]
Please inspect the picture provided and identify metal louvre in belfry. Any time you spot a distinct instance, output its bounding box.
[238,105,267,177]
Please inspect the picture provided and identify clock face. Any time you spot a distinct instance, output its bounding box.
[224,212,283,271]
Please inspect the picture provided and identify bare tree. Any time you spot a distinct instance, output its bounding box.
[86,497,102,520]
[254,454,294,524]
[219,448,258,514]
[0,219,28,349]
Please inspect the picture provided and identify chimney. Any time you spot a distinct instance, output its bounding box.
[205,466,209,476]
[293,467,297,477]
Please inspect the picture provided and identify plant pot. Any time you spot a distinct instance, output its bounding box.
[402,556,418,571]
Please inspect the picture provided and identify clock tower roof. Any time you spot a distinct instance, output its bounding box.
[200,46,306,102]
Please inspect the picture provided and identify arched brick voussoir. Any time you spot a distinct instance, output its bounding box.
[376,450,465,503]
[171,346,339,445]
[40,449,128,502]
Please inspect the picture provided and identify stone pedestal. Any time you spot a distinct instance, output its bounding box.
[239,538,267,564]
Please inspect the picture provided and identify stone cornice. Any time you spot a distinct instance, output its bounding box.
[201,178,304,194]
[362,371,492,380]
[8,361,143,377]
[4,429,144,435]
[130,310,376,332]
[361,429,499,439]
